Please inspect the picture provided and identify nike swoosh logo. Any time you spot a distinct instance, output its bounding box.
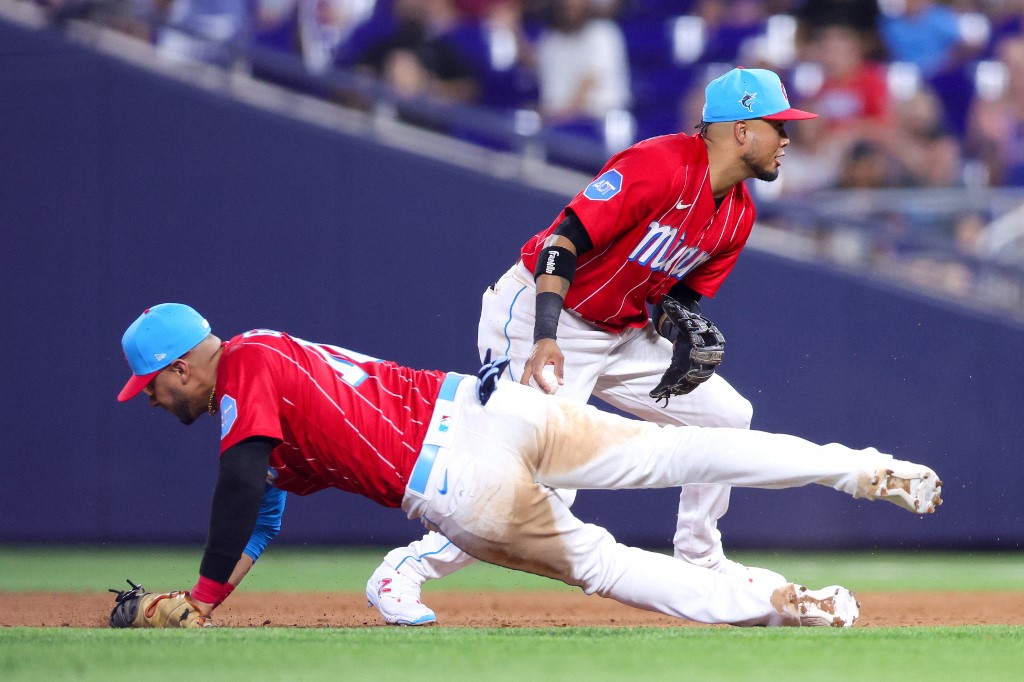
[437,470,449,495]
[676,201,692,210]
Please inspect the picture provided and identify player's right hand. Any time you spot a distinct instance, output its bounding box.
[520,339,564,394]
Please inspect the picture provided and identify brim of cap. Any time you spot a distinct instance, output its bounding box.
[762,108,817,121]
[118,370,160,402]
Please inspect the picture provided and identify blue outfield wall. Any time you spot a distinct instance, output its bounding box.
[1,19,1022,551]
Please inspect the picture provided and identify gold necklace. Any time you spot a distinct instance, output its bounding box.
[208,384,218,416]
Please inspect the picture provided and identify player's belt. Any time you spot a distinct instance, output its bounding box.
[407,372,467,495]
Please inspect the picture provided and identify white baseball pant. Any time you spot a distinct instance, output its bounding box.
[401,374,901,625]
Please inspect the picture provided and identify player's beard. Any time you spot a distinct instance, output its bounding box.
[171,400,199,425]
[742,143,780,182]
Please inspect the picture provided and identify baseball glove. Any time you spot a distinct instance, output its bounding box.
[649,296,725,404]
[109,579,213,629]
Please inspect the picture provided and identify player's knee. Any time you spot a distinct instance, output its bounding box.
[700,392,753,429]
[562,532,625,596]
[721,396,753,430]
[552,488,577,507]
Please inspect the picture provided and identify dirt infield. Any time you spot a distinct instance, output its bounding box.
[5,591,1024,628]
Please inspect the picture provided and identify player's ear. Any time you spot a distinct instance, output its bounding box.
[733,120,748,144]
[168,358,190,385]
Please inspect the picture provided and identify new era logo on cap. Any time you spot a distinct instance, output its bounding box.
[702,67,816,123]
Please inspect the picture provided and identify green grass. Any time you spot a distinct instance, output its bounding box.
[2,626,1023,681]
[3,547,1024,681]
[2,546,1023,592]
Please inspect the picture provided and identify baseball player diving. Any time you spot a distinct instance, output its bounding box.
[110,303,942,629]
[368,67,827,625]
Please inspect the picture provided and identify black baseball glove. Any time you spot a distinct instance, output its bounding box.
[649,296,725,404]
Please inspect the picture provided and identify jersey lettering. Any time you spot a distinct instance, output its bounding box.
[628,221,712,279]
[243,330,381,388]
[662,244,699,273]
[669,250,711,278]
[628,221,678,266]
[650,235,686,271]
[293,336,379,388]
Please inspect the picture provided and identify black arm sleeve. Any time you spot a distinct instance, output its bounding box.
[199,436,277,583]
[553,210,594,255]
[666,281,703,314]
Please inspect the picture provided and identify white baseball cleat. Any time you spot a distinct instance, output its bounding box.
[366,564,436,626]
[772,584,860,627]
[859,466,943,514]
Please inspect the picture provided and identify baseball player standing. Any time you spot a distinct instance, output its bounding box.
[368,67,822,625]
[112,303,941,629]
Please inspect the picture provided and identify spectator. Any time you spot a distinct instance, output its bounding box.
[453,0,538,110]
[796,0,879,31]
[804,23,891,148]
[953,210,985,258]
[251,0,298,56]
[878,0,980,78]
[584,0,625,19]
[977,0,1024,59]
[795,0,883,59]
[836,140,893,189]
[42,0,163,39]
[886,87,963,187]
[534,0,630,124]
[976,200,1024,261]
[353,0,480,104]
[154,0,250,65]
[965,35,1024,186]
[456,0,511,16]
[694,0,769,65]
[294,0,378,75]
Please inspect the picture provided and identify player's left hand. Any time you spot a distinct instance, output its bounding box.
[108,579,214,628]
[650,297,725,404]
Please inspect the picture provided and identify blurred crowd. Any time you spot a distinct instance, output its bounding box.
[34,0,1024,194]
[25,0,1024,313]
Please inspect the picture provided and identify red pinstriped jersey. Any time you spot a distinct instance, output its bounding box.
[521,133,755,331]
[215,330,445,506]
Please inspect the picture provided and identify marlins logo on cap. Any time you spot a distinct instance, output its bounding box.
[701,67,816,123]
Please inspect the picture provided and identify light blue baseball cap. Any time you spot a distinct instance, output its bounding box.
[701,67,816,123]
[118,303,212,402]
